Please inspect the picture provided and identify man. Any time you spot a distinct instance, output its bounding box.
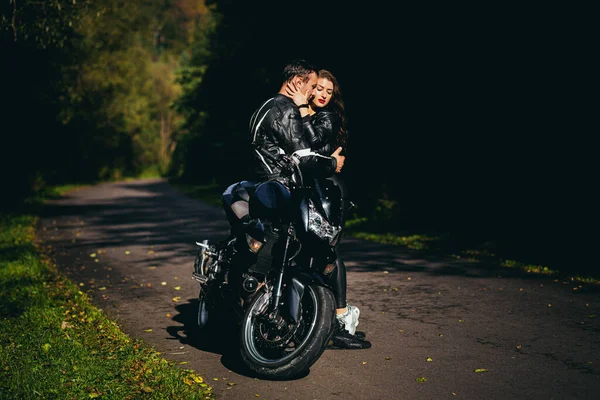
[248,59,371,350]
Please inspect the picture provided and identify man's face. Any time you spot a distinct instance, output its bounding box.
[298,72,318,100]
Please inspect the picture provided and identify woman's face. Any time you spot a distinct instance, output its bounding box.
[310,78,334,109]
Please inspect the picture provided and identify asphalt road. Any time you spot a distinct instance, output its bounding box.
[39,178,600,400]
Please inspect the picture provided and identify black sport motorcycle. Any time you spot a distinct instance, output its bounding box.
[192,152,344,379]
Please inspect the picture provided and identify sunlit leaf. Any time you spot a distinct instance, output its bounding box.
[474,368,488,373]
[143,329,152,332]
[426,357,433,362]
[416,377,427,383]
[125,251,130,255]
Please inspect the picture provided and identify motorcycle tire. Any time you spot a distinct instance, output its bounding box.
[239,283,336,380]
[197,288,210,330]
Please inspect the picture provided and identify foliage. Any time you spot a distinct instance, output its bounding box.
[1,0,214,204]
[0,0,92,48]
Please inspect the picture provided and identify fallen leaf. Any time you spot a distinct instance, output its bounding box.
[143,329,152,332]
[426,357,433,362]
[89,253,96,258]
[161,282,167,286]
[98,287,106,291]
[172,296,181,302]
[166,313,172,317]
[474,368,488,373]
[174,286,181,290]
[125,251,130,255]
[148,266,156,270]
[384,356,392,360]
[362,361,367,365]
[416,377,427,383]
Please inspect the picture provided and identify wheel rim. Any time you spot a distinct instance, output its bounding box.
[243,286,318,365]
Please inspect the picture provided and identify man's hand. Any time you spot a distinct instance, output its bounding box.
[331,147,345,173]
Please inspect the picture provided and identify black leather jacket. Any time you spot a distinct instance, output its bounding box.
[250,94,337,184]
[308,110,340,156]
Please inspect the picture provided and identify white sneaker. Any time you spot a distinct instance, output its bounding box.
[336,304,360,335]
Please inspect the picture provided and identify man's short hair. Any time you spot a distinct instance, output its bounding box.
[282,59,317,83]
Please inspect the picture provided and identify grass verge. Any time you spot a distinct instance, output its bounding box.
[0,193,214,399]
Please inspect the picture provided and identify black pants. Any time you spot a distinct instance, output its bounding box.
[326,254,347,309]
[324,174,349,310]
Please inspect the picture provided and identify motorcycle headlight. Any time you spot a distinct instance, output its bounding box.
[246,234,264,253]
[307,200,341,245]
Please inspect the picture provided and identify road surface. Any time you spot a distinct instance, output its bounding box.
[39,178,600,399]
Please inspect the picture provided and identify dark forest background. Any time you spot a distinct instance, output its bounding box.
[1,1,592,275]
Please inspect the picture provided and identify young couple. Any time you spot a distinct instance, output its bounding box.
[228,59,371,350]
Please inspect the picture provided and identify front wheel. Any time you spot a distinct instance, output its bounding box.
[239,283,336,380]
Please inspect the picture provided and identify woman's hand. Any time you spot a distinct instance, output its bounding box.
[285,81,310,107]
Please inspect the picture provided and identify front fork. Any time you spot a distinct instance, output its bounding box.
[268,227,293,319]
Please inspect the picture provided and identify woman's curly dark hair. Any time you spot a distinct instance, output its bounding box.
[318,69,348,150]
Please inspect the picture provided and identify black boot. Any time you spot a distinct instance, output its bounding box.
[328,320,372,349]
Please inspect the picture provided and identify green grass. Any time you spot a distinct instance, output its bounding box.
[0,208,213,399]
[171,182,600,285]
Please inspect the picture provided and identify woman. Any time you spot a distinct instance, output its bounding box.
[289,69,370,348]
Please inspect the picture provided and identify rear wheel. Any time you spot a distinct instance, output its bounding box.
[239,283,336,380]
